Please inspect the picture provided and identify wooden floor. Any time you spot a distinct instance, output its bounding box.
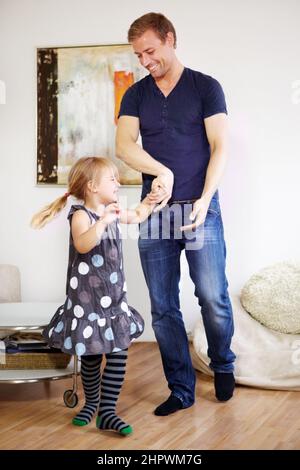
[0,342,299,450]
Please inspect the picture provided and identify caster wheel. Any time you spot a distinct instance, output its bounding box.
[63,389,78,408]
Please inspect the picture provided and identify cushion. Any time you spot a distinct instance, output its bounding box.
[192,294,300,390]
[241,261,300,334]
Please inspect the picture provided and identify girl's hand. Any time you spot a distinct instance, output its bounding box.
[102,203,120,226]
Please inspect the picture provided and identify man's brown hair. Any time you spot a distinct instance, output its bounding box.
[128,12,177,48]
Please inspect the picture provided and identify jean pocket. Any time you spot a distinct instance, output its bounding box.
[207,198,221,216]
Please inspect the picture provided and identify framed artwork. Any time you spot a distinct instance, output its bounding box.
[37,44,145,185]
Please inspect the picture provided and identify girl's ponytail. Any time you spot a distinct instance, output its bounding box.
[31,155,118,229]
[31,192,70,229]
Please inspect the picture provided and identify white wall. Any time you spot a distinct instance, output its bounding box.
[0,0,300,340]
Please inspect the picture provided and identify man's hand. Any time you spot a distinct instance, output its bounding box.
[180,197,210,231]
[146,170,174,212]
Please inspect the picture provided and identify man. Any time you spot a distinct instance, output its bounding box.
[116,12,235,416]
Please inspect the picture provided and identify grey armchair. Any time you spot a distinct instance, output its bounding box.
[0,264,21,303]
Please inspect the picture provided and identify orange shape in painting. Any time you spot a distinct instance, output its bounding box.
[114,71,134,125]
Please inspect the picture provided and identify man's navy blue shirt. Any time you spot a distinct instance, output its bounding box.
[118,67,227,201]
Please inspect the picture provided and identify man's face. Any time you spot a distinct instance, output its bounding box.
[131,29,175,79]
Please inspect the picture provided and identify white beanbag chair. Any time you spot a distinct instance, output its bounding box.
[192,294,300,390]
[241,261,300,334]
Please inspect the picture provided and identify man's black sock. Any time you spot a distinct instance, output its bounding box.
[214,372,235,401]
[154,394,183,416]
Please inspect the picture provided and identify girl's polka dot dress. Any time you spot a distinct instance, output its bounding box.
[43,205,144,356]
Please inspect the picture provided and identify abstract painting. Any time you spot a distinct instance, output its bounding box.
[37,44,145,185]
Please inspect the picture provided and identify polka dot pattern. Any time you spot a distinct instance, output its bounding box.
[88,313,99,322]
[121,302,129,313]
[105,327,114,341]
[88,276,101,288]
[110,272,118,284]
[97,318,106,327]
[43,205,144,356]
[109,247,118,260]
[78,262,89,275]
[100,296,112,308]
[70,277,78,289]
[79,290,91,304]
[83,326,93,339]
[54,321,64,333]
[130,322,137,335]
[74,305,84,318]
[64,337,72,349]
[92,254,104,267]
[75,343,86,356]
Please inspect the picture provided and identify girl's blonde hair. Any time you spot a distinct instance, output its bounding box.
[31,156,119,229]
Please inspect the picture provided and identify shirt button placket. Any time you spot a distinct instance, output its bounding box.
[162,99,168,126]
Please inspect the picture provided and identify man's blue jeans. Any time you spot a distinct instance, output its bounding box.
[138,194,235,408]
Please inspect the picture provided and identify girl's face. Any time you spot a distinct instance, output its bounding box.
[93,167,120,205]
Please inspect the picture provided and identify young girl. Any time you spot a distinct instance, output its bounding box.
[31,156,154,436]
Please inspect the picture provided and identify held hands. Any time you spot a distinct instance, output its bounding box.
[101,203,120,226]
[146,170,174,212]
[180,197,210,232]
